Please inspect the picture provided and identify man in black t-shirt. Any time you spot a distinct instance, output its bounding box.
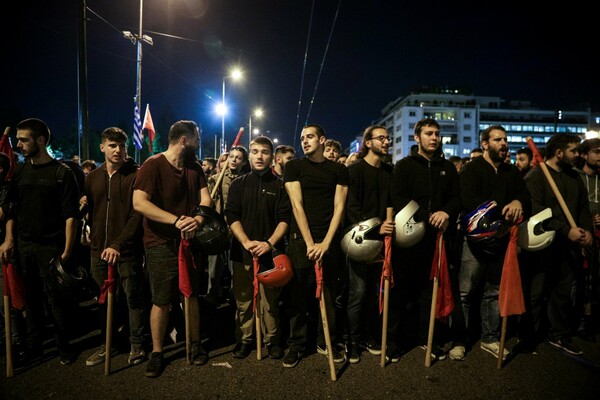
[282,124,348,368]
[0,118,80,366]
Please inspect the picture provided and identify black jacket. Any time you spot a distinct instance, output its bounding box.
[225,170,291,264]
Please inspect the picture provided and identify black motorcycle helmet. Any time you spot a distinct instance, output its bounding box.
[190,205,230,255]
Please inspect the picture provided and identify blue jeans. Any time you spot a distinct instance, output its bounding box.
[459,239,502,343]
[346,259,381,344]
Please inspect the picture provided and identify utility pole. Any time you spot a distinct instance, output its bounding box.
[77,0,89,161]
[123,0,152,163]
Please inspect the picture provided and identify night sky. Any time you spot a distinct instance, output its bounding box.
[4,0,599,154]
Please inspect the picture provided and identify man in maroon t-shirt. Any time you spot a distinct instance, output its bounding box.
[133,120,211,378]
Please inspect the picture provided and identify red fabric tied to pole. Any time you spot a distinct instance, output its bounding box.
[0,130,16,180]
[178,239,196,298]
[314,262,323,300]
[379,235,394,314]
[430,231,454,320]
[499,223,526,317]
[98,263,116,305]
[253,258,259,313]
[3,262,25,310]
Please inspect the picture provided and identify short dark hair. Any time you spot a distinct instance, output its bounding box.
[250,136,274,153]
[203,157,216,168]
[230,145,248,162]
[516,147,533,161]
[545,133,581,160]
[275,145,295,156]
[81,160,97,171]
[101,127,127,143]
[480,125,506,144]
[17,118,51,144]
[414,118,440,136]
[303,123,325,138]
[449,155,462,163]
[168,120,199,143]
[324,139,341,152]
[579,138,600,154]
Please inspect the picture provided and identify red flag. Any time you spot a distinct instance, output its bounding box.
[98,263,116,304]
[2,262,25,310]
[253,258,260,312]
[178,239,196,298]
[143,104,156,154]
[314,262,323,300]
[430,231,454,320]
[0,127,16,181]
[379,235,394,314]
[499,224,525,317]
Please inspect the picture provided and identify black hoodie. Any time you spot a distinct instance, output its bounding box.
[84,157,143,261]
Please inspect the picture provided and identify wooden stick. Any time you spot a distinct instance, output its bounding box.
[319,287,337,381]
[104,290,114,375]
[184,297,191,365]
[497,317,508,369]
[254,258,263,361]
[4,295,13,378]
[425,234,442,367]
[380,207,394,367]
[526,137,577,229]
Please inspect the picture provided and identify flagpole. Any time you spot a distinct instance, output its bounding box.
[134,0,143,164]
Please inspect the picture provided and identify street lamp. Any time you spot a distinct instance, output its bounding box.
[248,108,264,147]
[221,67,243,153]
[123,0,153,163]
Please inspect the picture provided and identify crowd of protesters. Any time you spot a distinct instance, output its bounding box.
[0,117,598,380]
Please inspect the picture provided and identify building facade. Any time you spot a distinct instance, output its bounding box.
[364,87,592,164]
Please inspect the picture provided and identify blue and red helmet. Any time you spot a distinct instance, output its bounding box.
[461,200,505,242]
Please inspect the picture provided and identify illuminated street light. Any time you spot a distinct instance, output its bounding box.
[221,67,243,153]
[248,108,264,147]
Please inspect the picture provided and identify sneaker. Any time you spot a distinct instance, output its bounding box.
[144,352,164,378]
[513,340,538,355]
[191,342,208,365]
[232,343,253,359]
[449,345,466,361]
[385,347,401,363]
[316,344,346,363]
[86,345,118,367]
[480,341,509,360]
[548,337,583,355]
[128,343,147,365]
[367,342,382,356]
[268,344,284,360]
[59,348,77,365]
[283,350,302,368]
[419,344,447,361]
[347,343,361,364]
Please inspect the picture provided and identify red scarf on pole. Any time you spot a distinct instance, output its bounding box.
[499,224,525,317]
[253,258,260,312]
[98,263,116,304]
[314,262,323,300]
[2,262,25,310]
[430,231,454,320]
[379,235,394,314]
[178,239,196,298]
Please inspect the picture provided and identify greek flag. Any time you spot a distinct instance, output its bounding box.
[133,100,143,150]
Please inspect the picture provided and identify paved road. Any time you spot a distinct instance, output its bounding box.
[2,297,599,400]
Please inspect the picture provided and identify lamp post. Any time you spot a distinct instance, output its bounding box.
[221,68,243,154]
[248,108,264,148]
[122,0,153,163]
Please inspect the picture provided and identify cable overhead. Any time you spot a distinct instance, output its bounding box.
[303,0,342,127]
[293,0,316,152]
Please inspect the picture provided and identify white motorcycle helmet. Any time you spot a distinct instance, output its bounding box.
[394,200,426,248]
[341,217,383,263]
[517,207,556,251]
